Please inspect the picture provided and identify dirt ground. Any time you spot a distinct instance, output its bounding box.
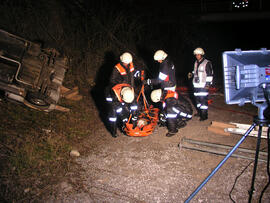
[42,93,270,203]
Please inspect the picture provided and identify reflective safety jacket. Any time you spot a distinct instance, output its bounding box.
[162,91,192,120]
[150,56,176,91]
[106,62,143,102]
[192,58,213,88]
[164,90,178,100]
[162,90,178,108]
[111,62,135,88]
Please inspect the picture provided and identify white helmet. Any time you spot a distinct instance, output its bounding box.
[150,89,162,103]
[154,50,167,61]
[137,119,147,128]
[121,87,134,103]
[120,52,133,64]
[193,47,205,55]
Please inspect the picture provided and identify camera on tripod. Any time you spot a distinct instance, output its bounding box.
[222,48,270,106]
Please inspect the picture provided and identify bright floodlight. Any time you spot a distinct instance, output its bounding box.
[222,48,270,105]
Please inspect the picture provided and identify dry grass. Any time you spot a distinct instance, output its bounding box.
[0,95,99,201]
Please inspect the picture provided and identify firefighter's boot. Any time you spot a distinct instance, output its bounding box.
[166,118,178,137]
[200,110,208,121]
[110,123,118,138]
[177,120,187,129]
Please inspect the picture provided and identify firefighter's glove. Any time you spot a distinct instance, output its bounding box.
[142,80,147,85]
[143,79,151,85]
[205,82,212,89]
[187,72,193,79]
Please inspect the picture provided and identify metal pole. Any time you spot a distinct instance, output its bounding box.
[181,138,267,162]
[185,123,257,203]
[182,138,268,156]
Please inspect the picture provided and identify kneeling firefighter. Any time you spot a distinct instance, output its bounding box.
[151,89,193,134]
[106,52,143,137]
[145,50,185,137]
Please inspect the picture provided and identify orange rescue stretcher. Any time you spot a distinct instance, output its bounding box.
[124,85,159,137]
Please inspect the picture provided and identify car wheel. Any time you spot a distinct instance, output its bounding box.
[26,92,49,107]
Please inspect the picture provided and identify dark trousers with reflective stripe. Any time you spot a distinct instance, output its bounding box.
[194,88,208,120]
[108,101,127,136]
[108,101,139,136]
[165,98,178,133]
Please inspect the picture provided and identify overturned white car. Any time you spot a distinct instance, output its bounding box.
[0,29,68,111]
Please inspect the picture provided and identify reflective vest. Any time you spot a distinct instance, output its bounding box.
[193,59,212,88]
[164,90,178,100]
[115,62,134,75]
[162,90,178,108]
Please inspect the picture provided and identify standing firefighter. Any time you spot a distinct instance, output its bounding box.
[145,50,184,137]
[188,47,213,121]
[106,52,142,137]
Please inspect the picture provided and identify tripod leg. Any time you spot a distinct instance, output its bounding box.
[259,126,270,202]
[248,125,263,203]
[185,123,257,203]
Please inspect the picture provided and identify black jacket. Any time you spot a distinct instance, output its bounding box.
[150,56,176,89]
[109,62,135,89]
[106,62,141,100]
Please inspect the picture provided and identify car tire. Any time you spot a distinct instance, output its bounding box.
[26,92,50,107]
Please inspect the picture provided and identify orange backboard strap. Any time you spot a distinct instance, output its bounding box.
[136,84,149,111]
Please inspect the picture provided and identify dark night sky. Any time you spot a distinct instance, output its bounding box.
[2,0,269,86]
[130,0,270,85]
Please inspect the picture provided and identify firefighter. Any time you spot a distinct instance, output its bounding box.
[151,88,192,131]
[106,52,142,137]
[145,50,180,137]
[188,47,213,121]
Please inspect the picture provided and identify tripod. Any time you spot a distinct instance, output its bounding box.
[185,102,270,202]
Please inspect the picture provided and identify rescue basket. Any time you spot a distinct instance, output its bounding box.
[124,85,159,137]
